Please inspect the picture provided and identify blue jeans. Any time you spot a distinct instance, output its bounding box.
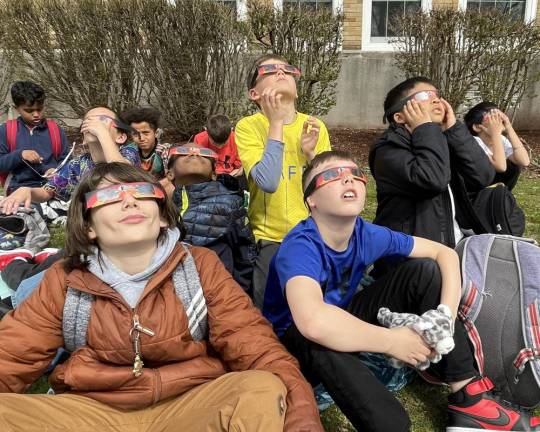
[12,270,46,308]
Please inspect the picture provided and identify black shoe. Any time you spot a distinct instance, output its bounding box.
[447,376,540,431]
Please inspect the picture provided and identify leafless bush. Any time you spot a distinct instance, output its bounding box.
[247,0,343,116]
[392,8,540,114]
[137,0,252,138]
[2,0,145,118]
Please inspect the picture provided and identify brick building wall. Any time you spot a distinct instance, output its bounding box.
[343,0,363,50]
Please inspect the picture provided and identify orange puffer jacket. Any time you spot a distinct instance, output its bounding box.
[0,244,323,432]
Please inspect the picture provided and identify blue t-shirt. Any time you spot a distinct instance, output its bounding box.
[263,216,414,336]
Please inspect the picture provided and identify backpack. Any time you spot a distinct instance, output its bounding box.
[0,119,62,188]
[456,234,540,408]
[472,183,525,236]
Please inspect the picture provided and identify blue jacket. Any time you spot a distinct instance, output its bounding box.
[0,117,70,192]
[174,179,255,293]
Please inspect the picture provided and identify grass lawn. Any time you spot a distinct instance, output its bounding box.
[33,170,540,432]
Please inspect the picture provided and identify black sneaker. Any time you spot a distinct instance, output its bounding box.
[447,377,540,431]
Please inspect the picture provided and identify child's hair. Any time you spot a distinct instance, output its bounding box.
[383,76,435,124]
[11,81,46,107]
[206,114,232,144]
[120,107,161,131]
[302,150,356,191]
[464,101,499,136]
[64,162,183,271]
[247,53,290,90]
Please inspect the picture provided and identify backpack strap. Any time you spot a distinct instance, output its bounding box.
[172,244,208,341]
[5,119,17,152]
[63,287,95,353]
[46,119,61,158]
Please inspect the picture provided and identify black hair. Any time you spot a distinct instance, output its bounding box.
[383,76,435,123]
[120,107,161,131]
[464,101,499,135]
[206,114,232,144]
[11,81,46,107]
[302,150,356,191]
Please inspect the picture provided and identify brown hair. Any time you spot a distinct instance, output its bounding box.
[302,150,356,190]
[64,162,184,271]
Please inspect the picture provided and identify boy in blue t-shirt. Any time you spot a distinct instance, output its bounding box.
[0,81,70,195]
[263,150,540,432]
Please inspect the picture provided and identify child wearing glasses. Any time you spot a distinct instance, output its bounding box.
[0,107,140,215]
[235,54,331,308]
[0,162,323,432]
[369,76,495,249]
[0,81,70,196]
[464,102,530,190]
[263,149,540,432]
[166,145,255,293]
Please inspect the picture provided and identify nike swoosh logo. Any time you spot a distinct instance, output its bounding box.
[453,406,511,427]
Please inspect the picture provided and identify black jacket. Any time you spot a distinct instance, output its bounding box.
[368,122,495,248]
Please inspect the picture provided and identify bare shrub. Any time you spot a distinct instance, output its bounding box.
[137,0,252,138]
[392,8,540,114]
[2,0,145,118]
[247,0,343,116]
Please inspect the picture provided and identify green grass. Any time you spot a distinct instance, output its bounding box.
[29,173,540,432]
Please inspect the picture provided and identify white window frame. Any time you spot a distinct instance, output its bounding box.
[457,0,537,23]
[275,0,344,14]
[361,0,432,52]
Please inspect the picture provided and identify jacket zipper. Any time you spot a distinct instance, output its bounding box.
[442,188,455,248]
[129,310,155,377]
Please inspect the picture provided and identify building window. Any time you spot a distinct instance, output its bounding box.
[459,0,537,21]
[371,0,421,39]
[276,0,343,13]
[215,0,238,14]
[283,0,333,10]
[362,0,431,50]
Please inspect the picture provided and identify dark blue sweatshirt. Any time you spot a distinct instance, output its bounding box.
[0,117,70,192]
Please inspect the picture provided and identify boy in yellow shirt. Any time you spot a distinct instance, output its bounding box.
[236,54,331,308]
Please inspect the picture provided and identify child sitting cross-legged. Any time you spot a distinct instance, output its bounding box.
[263,149,540,432]
[0,162,323,431]
[464,102,530,190]
[167,145,255,293]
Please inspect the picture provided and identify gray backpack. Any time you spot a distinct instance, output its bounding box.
[456,234,540,408]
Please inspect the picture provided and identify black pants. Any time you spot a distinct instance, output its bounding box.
[280,258,477,432]
[252,240,280,309]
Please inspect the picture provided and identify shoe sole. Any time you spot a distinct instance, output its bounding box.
[447,428,521,432]
[0,248,33,257]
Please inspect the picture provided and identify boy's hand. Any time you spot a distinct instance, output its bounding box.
[80,116,112,142]
[403,100,432,132]
[300,117,320,161]
[498,110,513,132]
[480,110,504,138]
[0,187,32,214]
[21,150,43,164]
[259,88,288,125]
[440,98,456,131]
[385,326,431,367]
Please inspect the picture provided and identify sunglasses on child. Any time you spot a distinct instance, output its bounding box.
[85,182,165,210]
[79,114,137,135]
[249,63,301,88]
[385,90,440,121]
[303,166,368,201]
[168,146,218,160]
